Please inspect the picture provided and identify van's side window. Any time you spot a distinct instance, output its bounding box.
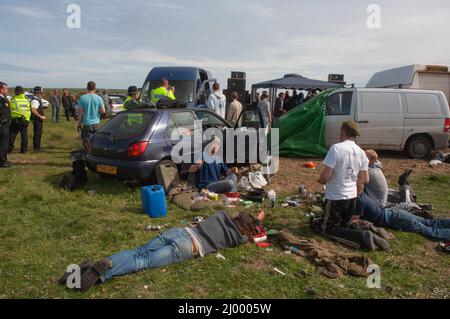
[327,92,353,116]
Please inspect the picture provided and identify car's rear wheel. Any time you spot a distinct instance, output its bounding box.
[406,135,432,159]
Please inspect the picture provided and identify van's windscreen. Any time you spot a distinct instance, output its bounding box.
[143,80,195,103]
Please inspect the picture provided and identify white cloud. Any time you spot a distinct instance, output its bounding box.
[0,5,54,19]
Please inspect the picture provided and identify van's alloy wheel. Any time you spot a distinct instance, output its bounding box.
[406,136,432,159]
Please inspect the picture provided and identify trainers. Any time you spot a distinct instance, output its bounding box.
[373,234,390,251]
[58,260,93,286]
[0,161,12,168]
[362,230,376,251]
[78,259,111,292]
[398,169,413,186]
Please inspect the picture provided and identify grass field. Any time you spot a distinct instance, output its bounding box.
[0,117,449,299]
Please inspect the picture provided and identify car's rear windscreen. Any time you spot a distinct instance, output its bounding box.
[98,112,154,140]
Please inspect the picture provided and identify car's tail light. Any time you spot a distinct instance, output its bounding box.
[444,118,450,133]
[128,141,149,157]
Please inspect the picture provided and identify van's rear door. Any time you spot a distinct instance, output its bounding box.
[355,91,404,148]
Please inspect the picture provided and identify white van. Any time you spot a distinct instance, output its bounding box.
[324,88,450,159]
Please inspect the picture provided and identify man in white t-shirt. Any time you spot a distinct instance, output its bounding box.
[317,121,388,251]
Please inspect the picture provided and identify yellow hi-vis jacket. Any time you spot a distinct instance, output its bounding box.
[150,87,175,103]
[10,94,31,122]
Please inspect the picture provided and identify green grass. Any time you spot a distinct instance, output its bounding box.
[0,119,449,299]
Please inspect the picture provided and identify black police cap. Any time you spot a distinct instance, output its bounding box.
[15,86,24,94]
[33,86,44,94]
[128,86,138,95]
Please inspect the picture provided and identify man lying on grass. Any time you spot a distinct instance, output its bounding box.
[59,211,266,292]
[356,193,450,241]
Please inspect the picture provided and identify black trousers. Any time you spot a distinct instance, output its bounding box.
[9,120,29,153]
[322,198,364,248]
[33,119,43,151]
[64,106,78,121]
[0,124,9,164]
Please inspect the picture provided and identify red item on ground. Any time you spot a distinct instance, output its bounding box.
[303,162,318,168]
[256,242,272,248]
[225,192,240,198]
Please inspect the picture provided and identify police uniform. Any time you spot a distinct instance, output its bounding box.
[0,91,11,167]
[124,86,144,125]
[30,88,45,151]
[9,88,31,153]
[150,86,175,103]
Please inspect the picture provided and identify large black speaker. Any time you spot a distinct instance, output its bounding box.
[231,71,246,79]
[227,78,246,91]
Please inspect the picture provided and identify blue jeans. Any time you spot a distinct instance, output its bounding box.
[52,105,60,123]
[101,228,193,282]
[206,173,238,194]
[385,208,450,240]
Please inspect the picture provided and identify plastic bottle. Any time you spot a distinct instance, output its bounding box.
[268,190,276,208]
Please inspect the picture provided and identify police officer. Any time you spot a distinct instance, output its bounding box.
[150,78,176,103]
[0,81,11,168]
[30,86,47,151]
[124,86,141,111]
[9,86,31,154]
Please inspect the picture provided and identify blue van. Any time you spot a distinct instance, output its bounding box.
[140,67,216,108]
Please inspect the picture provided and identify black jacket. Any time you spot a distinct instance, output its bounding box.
[0,95,11,122]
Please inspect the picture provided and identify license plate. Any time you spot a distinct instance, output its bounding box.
[97,164,117,175]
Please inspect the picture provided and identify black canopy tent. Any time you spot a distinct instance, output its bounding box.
[251,74,340,109]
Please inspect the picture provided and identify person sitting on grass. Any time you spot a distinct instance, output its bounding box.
[189,138,239,194]
[355,193,450,241]
[59,210,266,292]
[364,149,389,207]
[361,149,425,212]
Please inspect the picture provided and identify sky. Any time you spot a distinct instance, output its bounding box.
[0,0,450,89]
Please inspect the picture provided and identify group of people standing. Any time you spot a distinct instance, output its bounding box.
[255,89,319,128]
[51,89,78,123]
[0,83,48,168]
[0,80,108,168]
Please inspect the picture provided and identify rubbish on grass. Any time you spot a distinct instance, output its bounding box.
[298,184,307,198]
[242,200,255,208]
[268,190,276,208]
[282,196,306,208]
[145,223,170,231]
[284,250,292,255]
[267,230,279,236]
[144,285,149,290]
[238,176,252,191]
[256,242,272,248]
[248,171,268,189]
[266,248,274,252]
[438,241,450,253]
[305,212,317,219]
[273,268,286,276]
[310,205,323,213]
[87,190,96,196]
[303,162,318,169]
[192,216,204,224]
[253,236,268,244]
[216,253,226,260]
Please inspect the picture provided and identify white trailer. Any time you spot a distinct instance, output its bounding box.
[366,64,450,104]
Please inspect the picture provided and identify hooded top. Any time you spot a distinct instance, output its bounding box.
[207,91,226,119]
[365,161,389,207]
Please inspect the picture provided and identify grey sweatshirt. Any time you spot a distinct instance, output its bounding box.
[191,212,249,255]
[365,161,389,207]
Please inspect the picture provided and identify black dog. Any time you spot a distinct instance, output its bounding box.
[60,160,88,191]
